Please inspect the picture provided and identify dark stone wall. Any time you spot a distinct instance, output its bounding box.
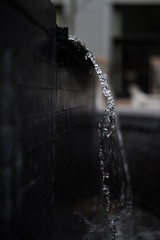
[0,1,98,240]
[119,111,160,217]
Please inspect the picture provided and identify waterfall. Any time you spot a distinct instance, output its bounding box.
[68,35,133,240]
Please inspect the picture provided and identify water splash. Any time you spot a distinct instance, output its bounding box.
[68,35,132,240]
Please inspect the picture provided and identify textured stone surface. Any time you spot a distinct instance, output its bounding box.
[0,1,98,240]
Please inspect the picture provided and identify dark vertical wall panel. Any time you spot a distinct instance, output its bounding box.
[0,1,56,239]
[0,1,97,240]
[119,112,160,217]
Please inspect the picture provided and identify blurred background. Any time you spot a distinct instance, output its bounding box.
[53,0,160,107]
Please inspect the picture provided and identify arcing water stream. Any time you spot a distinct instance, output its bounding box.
[68,36,132,240]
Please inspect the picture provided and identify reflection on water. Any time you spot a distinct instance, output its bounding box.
[52,201,160,240]
[131,209,160,240]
